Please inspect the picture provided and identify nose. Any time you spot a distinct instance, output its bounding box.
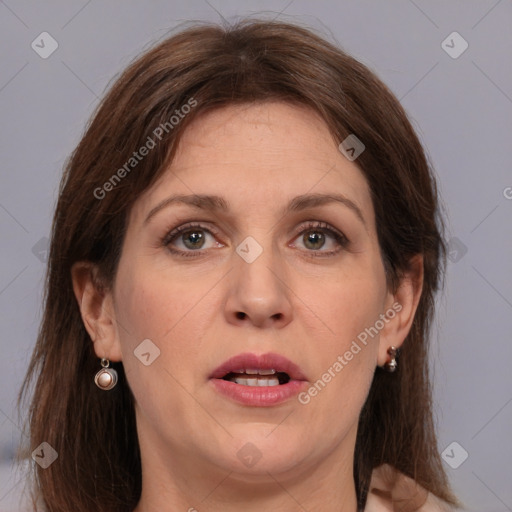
[224,242,293,330]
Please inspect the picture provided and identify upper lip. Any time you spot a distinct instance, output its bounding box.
[210,352,308,381]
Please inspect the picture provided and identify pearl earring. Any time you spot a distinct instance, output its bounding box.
[384,346,398,372]
[94,358,118,390]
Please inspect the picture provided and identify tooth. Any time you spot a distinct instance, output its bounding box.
[245,369,258,374]
[258,369,276,375]
[257,377,279,386]
[233,377,280,386]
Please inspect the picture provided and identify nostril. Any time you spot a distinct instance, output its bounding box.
[236,312,246,319]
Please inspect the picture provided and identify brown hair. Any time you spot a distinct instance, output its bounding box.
[18,19,458,511]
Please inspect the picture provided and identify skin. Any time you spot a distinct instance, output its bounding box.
[72,102,423,512]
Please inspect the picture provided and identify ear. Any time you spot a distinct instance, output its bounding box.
[377,254,424,367]
[71,261,123,362]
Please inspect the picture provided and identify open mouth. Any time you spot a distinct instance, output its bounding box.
[210,353,307,405]
[221,369,291,386]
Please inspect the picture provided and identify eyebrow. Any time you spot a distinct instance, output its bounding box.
[144,192,366,227]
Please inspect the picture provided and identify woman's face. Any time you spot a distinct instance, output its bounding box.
[104,102,402,480]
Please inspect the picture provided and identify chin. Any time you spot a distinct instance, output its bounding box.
[218,432,312,476]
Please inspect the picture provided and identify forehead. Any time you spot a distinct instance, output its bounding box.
[131,102,374,225]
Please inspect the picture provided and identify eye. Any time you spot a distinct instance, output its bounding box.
[162,223,222,257]
[291,221,349,256]
[161,220,349,258]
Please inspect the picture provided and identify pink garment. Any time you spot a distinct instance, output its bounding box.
[364,464,457,511]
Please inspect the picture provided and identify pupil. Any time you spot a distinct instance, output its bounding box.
[183,231,204,249]
[304,231,324,250]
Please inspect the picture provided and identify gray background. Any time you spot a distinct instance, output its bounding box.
[1,1,511,510]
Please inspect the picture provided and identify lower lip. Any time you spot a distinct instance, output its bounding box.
[210,378,308,406]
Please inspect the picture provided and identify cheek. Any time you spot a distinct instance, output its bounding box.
[309,268,386,351]
[115,263,198,341]
[113,266,197,384]
[297,287,380,439]
[113,267,208,428]
[296,266,385,411]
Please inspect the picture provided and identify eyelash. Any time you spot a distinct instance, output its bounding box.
[161,221,349,258]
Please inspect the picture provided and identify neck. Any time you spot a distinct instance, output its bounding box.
[133,425,359,512]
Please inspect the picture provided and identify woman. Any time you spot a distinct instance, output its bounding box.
[18,19,461,511]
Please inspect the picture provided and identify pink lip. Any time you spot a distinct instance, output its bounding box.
[209,352,308,407]
[210,352,307,381]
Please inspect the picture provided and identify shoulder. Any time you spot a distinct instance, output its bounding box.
[364,464,458,512]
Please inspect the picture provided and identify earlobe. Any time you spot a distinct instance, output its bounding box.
[71,262,123,362]
[378,254,424,367]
